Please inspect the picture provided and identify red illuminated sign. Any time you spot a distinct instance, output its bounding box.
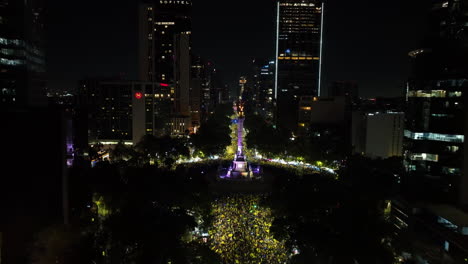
[135,92,143,99]
[160,83,169,87]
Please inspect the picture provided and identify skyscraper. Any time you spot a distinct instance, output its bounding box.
[138,0,192,83]
[274,0,324,132]
[0,0,46,108]
[246,59,275,120]
[138,0,192,135]
[405,0,468,206]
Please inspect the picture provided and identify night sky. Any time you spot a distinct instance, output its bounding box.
[47,0,430,97]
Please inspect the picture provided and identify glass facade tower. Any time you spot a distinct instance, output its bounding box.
[405,0,468,205]
[0,0,46,108]
[274,0,324,132]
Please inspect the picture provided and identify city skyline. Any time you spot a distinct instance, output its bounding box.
[4,0,468,263]
[46,0,428,97]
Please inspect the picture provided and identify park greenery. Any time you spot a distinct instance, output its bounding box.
[265,155,401,264]
[190,103,233,158]
[243,109,347,167]
[88,103,233,168]
[29,152,403,264]
[30,98,409,264]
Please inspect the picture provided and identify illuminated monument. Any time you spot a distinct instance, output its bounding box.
[221,77,256,179]
[229,100,252,178]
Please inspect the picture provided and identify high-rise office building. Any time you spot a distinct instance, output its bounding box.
[405,0,468,206]
[78,79,135,142]
[0,0,46,108]
[174,33,190,116]
[247,59,275,120]
[132,82,173,141]
[77,79,172,144]
[138,0,192,83]
[138,0,192,134]
[395,3,468,260]
[274,0,324,132]
[190,56,210,129]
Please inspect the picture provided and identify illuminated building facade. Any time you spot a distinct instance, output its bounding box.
[274,0,324,131]
[138,0,192,134]
[246,59,275,120]
[138,0,192,83]
[0,0,46,108]
[132,82,173,141]
[405,0,468,205]
[77,80,172,144]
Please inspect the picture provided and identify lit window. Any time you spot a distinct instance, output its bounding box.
[446,146,459,152]
[448,91,462,97]
[407,90,446,98]
[404,130,464,143]
[442,167,460,175]
[410,153,439,162]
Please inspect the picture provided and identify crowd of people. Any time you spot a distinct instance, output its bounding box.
[208,194,288,264]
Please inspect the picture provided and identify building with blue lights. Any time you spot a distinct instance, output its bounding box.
[0,0,46,108]
[404,0,468,207]
[246,59,275,120]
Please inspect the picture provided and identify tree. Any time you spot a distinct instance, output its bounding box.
[110,140,135,162]
[268,168,395,264]
[191,104,232,157]
[135,134,160,159]
[244,112,289,157]
[30,224,93,264]
[134,135,190,167]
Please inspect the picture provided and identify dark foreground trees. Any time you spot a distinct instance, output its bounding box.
[244,111,348,163]
[266,158,398,264]
[190,104,233,157]
[30,165,217,264]
[30,224,94,264]
[30,154,401,264]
